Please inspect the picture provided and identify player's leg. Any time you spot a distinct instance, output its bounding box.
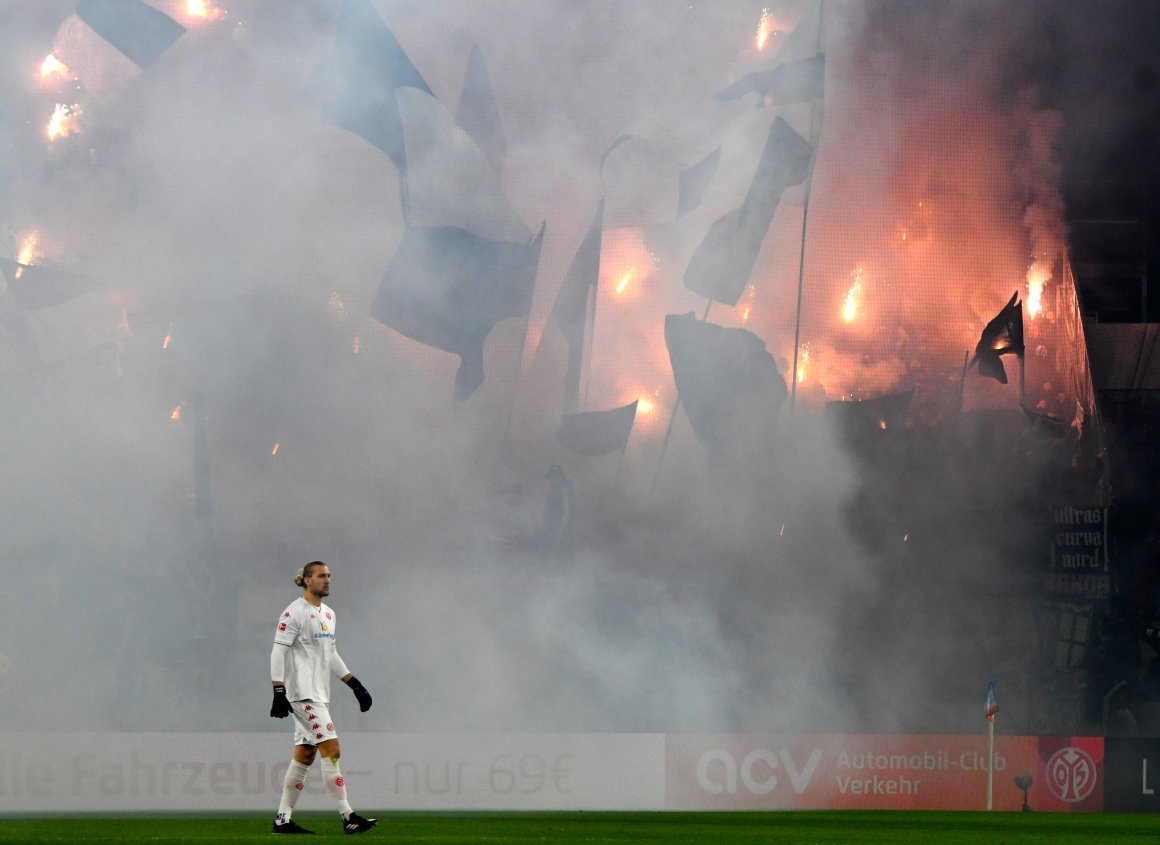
[313,717,377,835]
[272,705,321,834]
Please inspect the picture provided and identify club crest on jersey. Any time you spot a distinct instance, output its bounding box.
[278,622,287,631]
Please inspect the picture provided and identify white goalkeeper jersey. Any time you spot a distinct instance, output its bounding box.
[272,597,349,703]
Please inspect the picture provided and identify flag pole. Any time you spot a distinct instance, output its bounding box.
[789,1,827,415]
[987,718,995,811]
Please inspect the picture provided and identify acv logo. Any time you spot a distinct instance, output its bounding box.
[1045,746,1097,803]
[696,748,822,795]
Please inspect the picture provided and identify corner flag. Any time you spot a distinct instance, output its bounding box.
[985,680,999,723]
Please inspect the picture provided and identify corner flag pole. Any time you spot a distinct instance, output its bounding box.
[984,679,998,811]
[986,717,994,811]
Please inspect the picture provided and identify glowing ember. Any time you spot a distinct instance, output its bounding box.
[39,54,73,81]
[271,442,280,456]
[878,419,887,430]
[903,533,909,542]
[162,334,171,350]
[170,401,187,421]
[187,0,225,20]
[842,268,865,323]
[352,336,360,354]
[615,267,637,296]
[637,395,655,416]
[754,8,775,51]
[1025,260,1050,318]
[46,103,80,141]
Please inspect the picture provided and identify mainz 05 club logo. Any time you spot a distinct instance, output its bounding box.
[1045,747,1097,802]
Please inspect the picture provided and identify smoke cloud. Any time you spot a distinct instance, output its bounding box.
[0,0,1138,748]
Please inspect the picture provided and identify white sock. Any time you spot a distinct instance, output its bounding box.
[321,756,353,818]
[275,761,310,824]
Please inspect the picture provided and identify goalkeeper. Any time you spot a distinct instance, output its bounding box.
[269,561,377,835]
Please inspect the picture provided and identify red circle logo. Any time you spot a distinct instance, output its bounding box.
[294,782,304,791]
[1045,747,1098,803]
[335,776,345,787]
[327,723,334,731]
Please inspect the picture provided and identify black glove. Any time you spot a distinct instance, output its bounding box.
[346,676,372,712]
[270,684,292,718]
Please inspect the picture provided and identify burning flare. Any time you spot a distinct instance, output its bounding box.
[46,103,81,141]
[615,266,637,296]
[1025,259,1050,319]
[17,232,40,266]
[796,343,811,385]
[170,401,187,422]
[271,442,281,456]
[755,8,775,51]
[842,268,865,323]
[39,54,73,81]
[187,0,225,21]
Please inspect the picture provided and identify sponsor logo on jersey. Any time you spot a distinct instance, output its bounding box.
[313,632,335,640]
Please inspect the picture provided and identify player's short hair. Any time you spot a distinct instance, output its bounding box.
[294,560,327,587]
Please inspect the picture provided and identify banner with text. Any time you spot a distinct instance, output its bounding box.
[664,734,1104,811]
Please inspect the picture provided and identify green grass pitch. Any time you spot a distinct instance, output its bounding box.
[1,811,1159,843]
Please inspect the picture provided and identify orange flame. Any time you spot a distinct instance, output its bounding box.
[795,343,810,385]
[187,0,225,21]
[842,268,865,323]
[637,395,655,416]
[1026,260,1049,319]
[615,266,637,296]
[17,232,40,266]
[39,54,73,81]
[271,442,280,456]
[170,401,187,421]
[47,103,80,141]
[755,8,775,51]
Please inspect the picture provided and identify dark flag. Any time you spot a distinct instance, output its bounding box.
[972,291,1024,384]
[552,199,604,411]
[74,0,185,69]
[824,391,914,442]
[677,146,722,218]
[370,224,544,402]
[309,0,432,169]
[664,313,788,455]
[712,54,826,106]
[557,400,638,456]
[0,259,95,310]
[456,44,506,176]
[683,117,812,306]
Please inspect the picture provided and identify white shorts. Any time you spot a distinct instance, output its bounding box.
[291,700,339,746]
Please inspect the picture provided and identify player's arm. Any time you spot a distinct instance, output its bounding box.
[269,610,299,718]
[333,649,372,712]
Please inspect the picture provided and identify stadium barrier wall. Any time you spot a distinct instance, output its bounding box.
[0,733,1150,813]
